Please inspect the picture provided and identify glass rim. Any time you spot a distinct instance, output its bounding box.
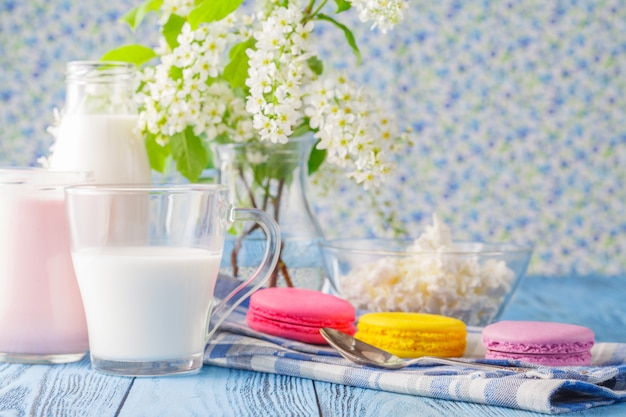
[212,135,317,150]
[64,183,229,195]
[66,60,135,70]
[0,167,90,173]
[320,238,534,256]
[0,167,93,187]
[66,61,136,83]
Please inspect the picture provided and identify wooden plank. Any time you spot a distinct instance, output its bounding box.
[118,365,321,416]
[0,357,131,417]
[314,381,626,417]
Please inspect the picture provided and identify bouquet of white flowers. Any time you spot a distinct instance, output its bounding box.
[104,0,412,287]
[104,0,410,188]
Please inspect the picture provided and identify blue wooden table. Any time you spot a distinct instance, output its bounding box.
[1,275,625,416]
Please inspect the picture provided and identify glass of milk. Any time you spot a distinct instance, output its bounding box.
[64,184,280,376]
[0,168,93,364]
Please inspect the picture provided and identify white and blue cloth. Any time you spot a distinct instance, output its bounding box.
[204,280,626,414]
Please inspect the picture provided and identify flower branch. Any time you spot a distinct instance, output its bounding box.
[103,0,412,286]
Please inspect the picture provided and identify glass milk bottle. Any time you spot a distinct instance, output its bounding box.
[49,61,152,183]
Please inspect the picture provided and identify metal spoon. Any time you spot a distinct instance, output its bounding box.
[319,327,530,373]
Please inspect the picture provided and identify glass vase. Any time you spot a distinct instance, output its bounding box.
[213,136,325,290]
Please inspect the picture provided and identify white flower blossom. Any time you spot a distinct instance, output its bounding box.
[138,17,258,145]
[303,73,406,189]
[350,0,409,33]
[160,0,194,22]
[127,0,409,191]
[245,3,314,144]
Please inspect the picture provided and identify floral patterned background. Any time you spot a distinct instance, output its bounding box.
[1,1,624,276]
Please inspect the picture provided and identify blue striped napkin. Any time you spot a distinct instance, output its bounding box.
[204,279,626,414]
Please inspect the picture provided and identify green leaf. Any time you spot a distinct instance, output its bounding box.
[169,127,208,182]
[279,163,296,183]
[307,56,324,76]
[101,44,157,66]
[162,14,186,49]
[264,161,295,184]
[316,14,362,65]
[252,163,269,188]
[188,0,244,30]
[213,133,232,144]
[223,38,256,89]
[121,6,142,30]
[204,146,215,170]
[333,0,351,13]
[250,151,297,187]
[121,0,163,31]
[291,122,312,138]
[268,149,298,183]
[308,145,326,175]
[169,66,183,81]
[145,133,170,173]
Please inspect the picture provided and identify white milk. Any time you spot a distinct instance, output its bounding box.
[72,246,222,361]
[50,114,152,184]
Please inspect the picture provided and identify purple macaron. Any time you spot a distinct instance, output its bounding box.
[482,320,595,366]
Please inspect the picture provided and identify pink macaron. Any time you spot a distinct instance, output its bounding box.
[482,320,595,366]
[246,287,356,344]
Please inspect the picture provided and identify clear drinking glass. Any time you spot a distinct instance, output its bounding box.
[64,184,280,376]
[0,168,92,363]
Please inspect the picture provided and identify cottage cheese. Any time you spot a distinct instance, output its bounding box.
[340,214,515,326]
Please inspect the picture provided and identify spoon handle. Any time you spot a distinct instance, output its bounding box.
[413,357,530,373]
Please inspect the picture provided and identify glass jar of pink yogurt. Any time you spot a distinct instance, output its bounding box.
[0,168,92,363]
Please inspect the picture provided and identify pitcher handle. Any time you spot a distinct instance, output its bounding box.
[205,207,280,342]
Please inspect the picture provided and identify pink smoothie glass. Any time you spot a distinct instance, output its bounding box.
[0,168,92,363]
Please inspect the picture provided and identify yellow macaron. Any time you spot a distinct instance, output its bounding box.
[355,312,467,358]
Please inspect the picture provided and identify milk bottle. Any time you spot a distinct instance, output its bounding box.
[49,61,152,184]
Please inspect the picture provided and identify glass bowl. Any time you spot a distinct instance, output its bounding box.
[319,239,533,327]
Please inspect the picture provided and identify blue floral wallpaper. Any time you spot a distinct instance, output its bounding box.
[1,1,625,276]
